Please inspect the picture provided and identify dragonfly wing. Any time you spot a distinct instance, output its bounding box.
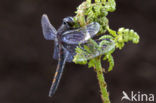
[65,51,75,62]
[41,14,57,40]
[53,42,59,60]
[63,44,77,62]
[62,22,100,44]
[76,39,115,62]
[62,30,85,44]
[86,22,100,37]
[53,43,76,62]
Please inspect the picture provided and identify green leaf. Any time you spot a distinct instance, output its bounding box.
[107,27,117,37]
[73,46,88,64]
[115,27,140,49]
[104,54,114,72]
[99,35,113,40]
[105,0,116,12]
[88,58,96,68]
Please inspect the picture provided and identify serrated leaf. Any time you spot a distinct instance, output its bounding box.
[88,59,96,68]
[103,53,114,72]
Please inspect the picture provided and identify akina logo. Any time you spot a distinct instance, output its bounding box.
[121,91,155,102]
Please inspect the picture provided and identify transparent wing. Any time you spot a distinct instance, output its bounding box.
[62,22,100,44]
[53,43,75,62]
[63,44,77,62]
[53,42,59,60]
[41,14,57,40]
[62,38,115,62]
[75,39,115,62]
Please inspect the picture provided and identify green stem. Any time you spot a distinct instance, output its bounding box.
[94,57,110,103]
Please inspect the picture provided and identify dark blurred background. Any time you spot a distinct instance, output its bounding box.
[0,0,156,103]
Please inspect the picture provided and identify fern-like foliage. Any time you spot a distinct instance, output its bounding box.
[74,0,116,34]
[72,0,140,102]
[107,27,140,49]
[73,0,140,72]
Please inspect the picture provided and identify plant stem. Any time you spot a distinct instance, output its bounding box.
[94,57,110,103]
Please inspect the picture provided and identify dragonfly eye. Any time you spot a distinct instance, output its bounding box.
[63,21,68,25]
[63,17,74,27]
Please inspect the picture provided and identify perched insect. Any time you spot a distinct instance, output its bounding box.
[41,14,115,97]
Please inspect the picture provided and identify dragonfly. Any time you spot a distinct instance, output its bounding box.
[41,14,115,97]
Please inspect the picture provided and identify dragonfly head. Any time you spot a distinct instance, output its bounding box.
[63,17,74,28]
